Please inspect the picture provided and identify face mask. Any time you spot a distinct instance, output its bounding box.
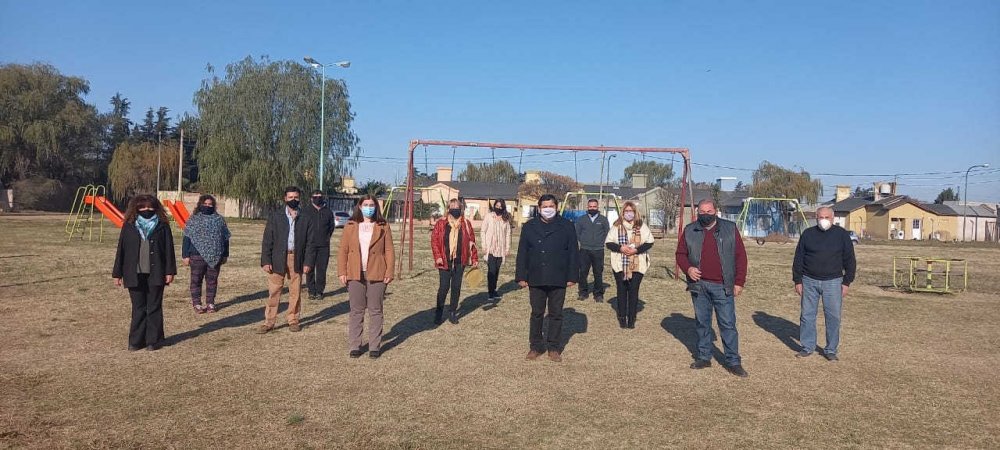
[697,213,715,227]
[540,207,557,220]
[449,209,462,219]
[138,210,156,219]
[361,206,376,218]
[494,207,505,214]
[623,211,635,222]
[198,205,215,215]
[587,209,599,217]
[312,197,325,206]
[286,199,300,210]
[818,218,832,230]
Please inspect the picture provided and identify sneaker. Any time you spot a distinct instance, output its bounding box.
[690,359,712,369]
[824,353,839,362]
[795,351,813,358]
[193,304,205,314]
[725,364,749,378]
[205,304,217,313]
[255,325,273,334]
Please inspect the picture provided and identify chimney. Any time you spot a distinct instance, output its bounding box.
[436,167,452,183]
[632,173,648,189]
[835,185,851,203]
[525,170,541,184]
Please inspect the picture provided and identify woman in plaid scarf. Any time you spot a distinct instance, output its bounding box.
[604,201,654,329]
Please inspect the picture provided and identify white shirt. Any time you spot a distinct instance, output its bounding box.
[285,207,297,251]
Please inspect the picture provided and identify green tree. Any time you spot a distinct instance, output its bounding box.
[135,107,156,141]
[749,161,822,203]
[458,160,519,183]
[934,187,959,204]
[359,179,389,197]
[620,160,674,187]
[154,106,172,138]
[194,56,360,208]
[105,93,132,148]
[0,63,102,187]
[518,171,581,203]
[107,140,179,200]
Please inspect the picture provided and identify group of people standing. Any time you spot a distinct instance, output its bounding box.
[111,190,855,378]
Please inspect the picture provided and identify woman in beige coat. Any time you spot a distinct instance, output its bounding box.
[605,201,654,329]
[337,195,395,359]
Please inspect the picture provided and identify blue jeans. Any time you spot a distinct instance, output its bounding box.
[691,281,741,366]
[799,276,843,355]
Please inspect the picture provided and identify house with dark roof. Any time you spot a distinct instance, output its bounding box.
[944,201,999,242]
[417,167,520,224]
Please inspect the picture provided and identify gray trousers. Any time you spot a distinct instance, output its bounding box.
[347,273,386,352]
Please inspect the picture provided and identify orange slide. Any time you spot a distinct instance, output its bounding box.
[163,200,190,228]
[84,195,125,228]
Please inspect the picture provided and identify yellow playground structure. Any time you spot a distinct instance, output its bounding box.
[892,256,968,294]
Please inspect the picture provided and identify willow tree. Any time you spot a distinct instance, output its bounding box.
[750,161,822,203]
[458,160,520,183]
[107,140,178,201]
[194,56,360,208]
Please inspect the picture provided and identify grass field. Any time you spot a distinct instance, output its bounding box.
[2,214,999,449]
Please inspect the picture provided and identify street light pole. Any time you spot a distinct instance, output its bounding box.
[963,163,990,242]
[304,57,350,193]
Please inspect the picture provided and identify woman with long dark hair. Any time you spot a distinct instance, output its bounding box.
[430,198,478,325]
[182,194,231,313]
[604,201,654,329]
[480,198,512,302]
[337,195,395,358]
[112,194,177,350]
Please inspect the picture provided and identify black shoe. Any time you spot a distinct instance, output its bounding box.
[617,317,627,328]
[690,359,712,369]
[146,344,160,351]
[824,352,839,362]
[448,312,459,324]
[369,350,381,359]
[626,317,636,329]
[795,350,813,358]
[349,350,363,358]
[433,316,444,325]
[594,295,604,303]
[725,364,749,378]
[578,294,588,301]
[128,345,142,352]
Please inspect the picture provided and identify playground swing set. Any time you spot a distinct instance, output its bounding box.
[66,184,190,242]
[735,197,809,246]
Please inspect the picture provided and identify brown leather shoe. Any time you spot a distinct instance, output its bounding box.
[256,324,273,334]
[525,350,543,361]
[547,351,562,362]
[288,323,302,332]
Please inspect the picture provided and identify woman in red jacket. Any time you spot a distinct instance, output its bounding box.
[431,198,478,325]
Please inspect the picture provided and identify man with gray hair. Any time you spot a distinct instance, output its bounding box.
[792,206,856,361]
[675,198,749,377]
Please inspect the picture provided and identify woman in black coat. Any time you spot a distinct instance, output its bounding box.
[112,194,177,351]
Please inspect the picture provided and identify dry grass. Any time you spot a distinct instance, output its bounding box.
[1,214,998,449]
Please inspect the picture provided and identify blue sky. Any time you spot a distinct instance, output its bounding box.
[2,0,998,201]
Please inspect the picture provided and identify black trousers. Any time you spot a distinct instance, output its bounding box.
[128,274,165,349]
[613,271,644,321]
[529,286,566,352]
[578,249,605,297]
[487,255,503,297]
[436,260,463,318]
[306,245,331,296]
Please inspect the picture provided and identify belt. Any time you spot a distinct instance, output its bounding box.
[287,250,295,254]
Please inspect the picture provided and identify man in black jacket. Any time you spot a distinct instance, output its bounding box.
[258,186,316,334]
[303,190,337,300]
[575,198,610,302]
[792,206,856,361]
[516,194,580,362]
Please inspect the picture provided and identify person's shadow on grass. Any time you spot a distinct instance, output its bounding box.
[660,313,724,363]
[380,308,439,354]
[559,308,588,352]
[752,311,802,352]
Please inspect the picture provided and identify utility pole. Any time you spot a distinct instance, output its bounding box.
[178,128,183,194]
[156,132,162,193]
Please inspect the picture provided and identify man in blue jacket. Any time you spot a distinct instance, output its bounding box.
[793,206,857,361]
[516,194,580,362]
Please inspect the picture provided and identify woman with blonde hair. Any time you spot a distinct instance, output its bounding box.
[605,201,654,329]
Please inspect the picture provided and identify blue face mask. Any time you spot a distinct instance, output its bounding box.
[361,206,376,218]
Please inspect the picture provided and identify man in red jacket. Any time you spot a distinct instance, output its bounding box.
[675,199,749,378]
[431,198,478,325]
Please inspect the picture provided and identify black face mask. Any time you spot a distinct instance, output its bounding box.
[697,213,716,227]
[286,199,300,210]
[449,209,462,219]
[198,205,215,215]
[587,209,599,217]
[138,210,156,219]
[312,197,325,206]
[494,207,505,214]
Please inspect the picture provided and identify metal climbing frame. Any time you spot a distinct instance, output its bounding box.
[399,140,694,277]
[892,256,968,294]
[66,184,106,243]
[736,197,809,245]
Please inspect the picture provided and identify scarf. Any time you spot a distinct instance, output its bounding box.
[184,211,231,268]
[447,214,462,261]
[617,221,642,280]
[135,215,159,240]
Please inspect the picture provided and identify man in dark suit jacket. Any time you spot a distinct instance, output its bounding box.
[258,186,316,334]
[303,190,337,300]
[516,194,580,362]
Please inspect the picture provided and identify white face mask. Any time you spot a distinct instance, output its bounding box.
[818,218,832,231]
[540,207,557,220]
